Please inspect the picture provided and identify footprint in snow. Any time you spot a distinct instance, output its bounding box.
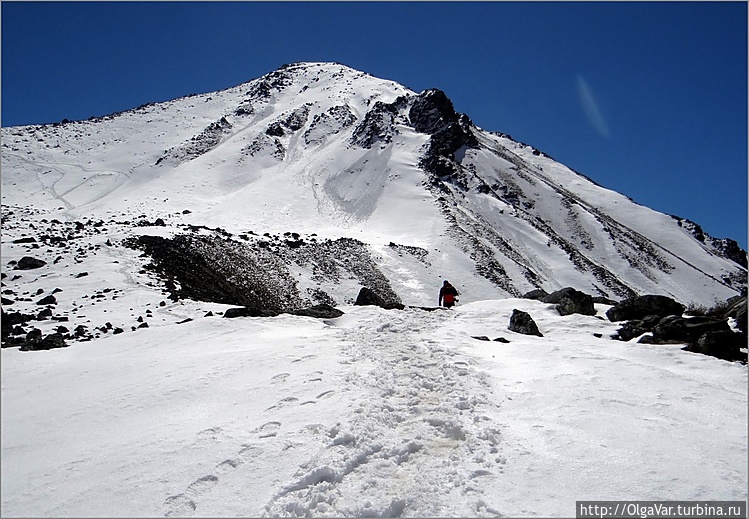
[257,421,281,438]
[271,372,290,384]
[163,494,196,517]
[163,475,217,517]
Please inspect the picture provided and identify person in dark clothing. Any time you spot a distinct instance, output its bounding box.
[439,280,459,308]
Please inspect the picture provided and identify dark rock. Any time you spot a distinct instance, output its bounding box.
[13,237,37,244]
[494,337,511,343]
[16,256,46,270]
[687,331,746,362]
[223,307,280,318]
[36,294,57,305]
[606,295,684,322]
[354,287,404,310]
[75,272,89,278]
[36,308,53,319]
[653,315,730,343]
[113,327,125,334]
[508,309,543,337]
[542,287,596,316]
[137,322,150,329]
[409,89,460,134]
[24,328,43,348]
[522,289,549,301]
[38,333,67,350]
[175,319,192,325]
[593,296,618,305]
[1,297,15,305]
[614,320,651,342]
[290,304,344,319]
[637,334,656,344]
[472,336,491,341]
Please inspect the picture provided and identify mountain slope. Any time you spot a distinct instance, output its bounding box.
[2,62,745,313]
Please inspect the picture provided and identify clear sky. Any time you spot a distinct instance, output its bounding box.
[2,1,747,249]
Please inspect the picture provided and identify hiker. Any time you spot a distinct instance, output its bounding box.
[439,280,459,308]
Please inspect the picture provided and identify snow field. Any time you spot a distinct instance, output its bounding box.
[2,300,746,517]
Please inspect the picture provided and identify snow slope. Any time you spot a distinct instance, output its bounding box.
[2,301,746,516]
[1,62,745,307]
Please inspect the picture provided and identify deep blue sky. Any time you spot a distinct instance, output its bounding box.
[2,2,747,249]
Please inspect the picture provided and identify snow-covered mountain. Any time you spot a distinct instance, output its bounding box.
[2,61,745,314]
[2,62,747,517]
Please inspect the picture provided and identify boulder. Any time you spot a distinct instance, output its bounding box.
[36,295,57,306]
[542,287,596,316]
[290,304,345,319]
[354,287,404,310]
[687,331,746,362]
[508,309,543,337]
[223,307,280,318]
[16,256,46,270]
[653,315,730,343]
[606,295,684,322]
[522,288,549,301]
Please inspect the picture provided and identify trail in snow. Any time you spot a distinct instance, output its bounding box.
[262,308,506,517]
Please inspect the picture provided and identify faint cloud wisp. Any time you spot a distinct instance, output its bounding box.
[576,75,610,139]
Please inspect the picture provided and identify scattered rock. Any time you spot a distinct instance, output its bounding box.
[508,309,543,337]
[355,287,404,310]
[36,295,57,306]
[472,336,491,341]
[686,330,746,362]
[542,287,596,316]
[16,256,46,270]
[223,307,280,318]
[522,289,549,301]
[290,304,344,319]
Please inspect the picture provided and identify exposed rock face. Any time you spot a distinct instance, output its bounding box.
[508,309,543,337]
[606,295,685,322]
[410,89,479,180]
[350,99,405,148]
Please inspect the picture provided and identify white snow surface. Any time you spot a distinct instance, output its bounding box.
[3,300,747,517]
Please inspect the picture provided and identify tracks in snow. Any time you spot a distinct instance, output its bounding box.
[263,308,506,517]
[159,308,507,517]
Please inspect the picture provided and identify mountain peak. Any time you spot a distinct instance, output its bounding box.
[1,63,745,312]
